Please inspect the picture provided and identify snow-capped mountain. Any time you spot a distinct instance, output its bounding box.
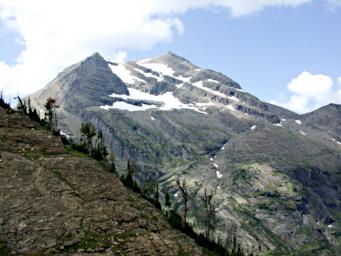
[28,52,341,255]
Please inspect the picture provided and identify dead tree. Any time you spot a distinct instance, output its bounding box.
[200,187,221,239]
[176,177,189,229]
[225,222,238,254]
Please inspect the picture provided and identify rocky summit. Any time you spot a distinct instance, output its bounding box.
[26,52,341,255]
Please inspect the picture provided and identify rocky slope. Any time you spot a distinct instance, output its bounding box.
[28,52,341,255]
[0,106,204,255]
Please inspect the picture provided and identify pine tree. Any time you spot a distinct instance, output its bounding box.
[80,122,96,152]
[122,160,140,193]
[44,97,58,131]
[91,129,108,161]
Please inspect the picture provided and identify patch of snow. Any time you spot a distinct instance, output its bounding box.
[132,76,146,83]
[221,146,225,150]
[109,63,136,84]
[273,123,283,127]
[213,163,219,168]
[226,105,236,111]
[328,224,333,228]
[174,192,179,198]
[176,83,184,88]
[60,130,70,138]
[229,96,240,102]
[216,170,223,179]
[192,81,239,101]
[251,125,257,130]
[195,102,216,108]
[138,62,175,77]
[134,67,161,81]
[210,158,213,161]
[217,186,221,190]
[281,118,286,122]
[151,116,155,121]
[177,76,191,83]
[101,101,156,111]
[295,120,302,125]
[207,79,220,83]
[192,81,224,97]
[331,138,341,145]
[299,130,306,136]
[102,88,206,113]
[137,58,151,64]
[244,112,249,116]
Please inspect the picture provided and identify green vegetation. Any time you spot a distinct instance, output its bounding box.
[58,232,111,253]
[0,241,10,256]
[120,160,141,193]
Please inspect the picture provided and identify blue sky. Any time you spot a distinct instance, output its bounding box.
[0,0,341,113]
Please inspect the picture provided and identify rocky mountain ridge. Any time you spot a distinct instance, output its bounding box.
[28,52,341,255]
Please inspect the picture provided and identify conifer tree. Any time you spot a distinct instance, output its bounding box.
[44,97,58,131]
[80,122,96,152]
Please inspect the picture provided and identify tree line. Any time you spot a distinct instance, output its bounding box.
[6,95,254,256]
[122,160,253,256]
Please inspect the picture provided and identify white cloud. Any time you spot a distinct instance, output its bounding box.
[271,71,341,113]
[111,51,128,63]
[0,0,310,98]
[327,0,341,8]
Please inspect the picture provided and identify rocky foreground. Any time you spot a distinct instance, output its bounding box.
[0,106,204,255]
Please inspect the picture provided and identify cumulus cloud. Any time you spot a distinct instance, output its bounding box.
[0,0,310,98]
[271,71,341,113]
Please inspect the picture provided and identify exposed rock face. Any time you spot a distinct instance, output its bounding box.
[302,103,341,139]
[28,52,341,255]
[0,107,203,255]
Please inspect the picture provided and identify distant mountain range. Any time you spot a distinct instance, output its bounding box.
[29,52,341,255]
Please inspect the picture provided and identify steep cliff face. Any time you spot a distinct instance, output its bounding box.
[0,106,204,255]
[28,52,341,255]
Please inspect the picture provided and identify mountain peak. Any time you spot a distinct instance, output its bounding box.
[158,51,196,66]
[84,52,105,62]
[305,103,341,115]
[163,51,186,60]
[326,103,341,109]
